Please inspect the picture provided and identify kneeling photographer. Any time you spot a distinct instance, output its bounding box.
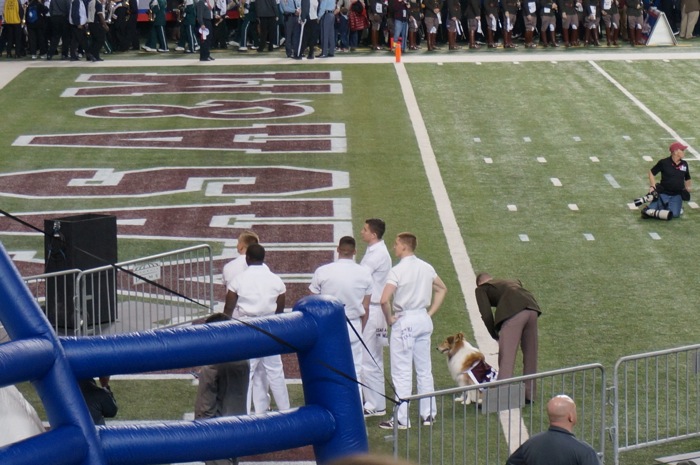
[638,141,692,220]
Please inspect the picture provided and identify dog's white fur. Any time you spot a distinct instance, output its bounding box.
[437,332,486,404]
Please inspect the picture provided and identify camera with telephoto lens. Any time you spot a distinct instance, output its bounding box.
[641,207,673,220]
[633,190,658,207]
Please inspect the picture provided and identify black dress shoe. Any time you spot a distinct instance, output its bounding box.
[207,56,215,60]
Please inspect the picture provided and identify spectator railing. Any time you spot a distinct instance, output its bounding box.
[23,245,214,336]
[612,343,700,465]
[388,363,606,465]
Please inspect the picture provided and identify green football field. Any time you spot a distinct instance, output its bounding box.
[2,50,700,463]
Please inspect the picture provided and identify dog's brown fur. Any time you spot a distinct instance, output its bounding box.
[437,332,486,404]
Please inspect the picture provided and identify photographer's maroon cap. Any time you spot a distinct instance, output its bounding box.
[670,142,688,152]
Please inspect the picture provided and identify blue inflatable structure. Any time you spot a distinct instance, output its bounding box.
[0,244,368,465]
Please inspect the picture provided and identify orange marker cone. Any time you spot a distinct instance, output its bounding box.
[395,38,401,62]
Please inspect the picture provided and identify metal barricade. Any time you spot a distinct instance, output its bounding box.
[22,268,82,336]
[612,344,700,465]
[389,364,606,465]
[75,244,214,336]
[23,245,215,336]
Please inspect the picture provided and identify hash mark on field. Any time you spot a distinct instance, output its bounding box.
[474,137,481,142]
[643,156,653,162]
[623,135,631,140]
[649,232,661,240]
[519,234,530,242]
[537,157,547,163]
[573,136,581,142]
[523,137,531,142]
[508,204,518,211]
[583,233,595,241]
[627,203,638,210]
[568,204,579,211]
[484,157,493,163]
[604,174,620,188]
[688,202,699,209]
[590,156,599,162]
[551,178,562,186]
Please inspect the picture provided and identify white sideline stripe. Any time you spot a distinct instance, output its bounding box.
[394,62,527,451]
[589,60,700,161]
[604,174,620,188]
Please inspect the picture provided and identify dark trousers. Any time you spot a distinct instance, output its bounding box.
[199,18,212,59]
[283,13,300,56]
[297,18,318,57]
[28,26,46,56]
[89,22,106,59]
[258,15,277,50]
[70,23,90,59]
[49,15,70,58]
[5,24,22,57]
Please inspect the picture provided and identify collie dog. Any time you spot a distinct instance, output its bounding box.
[437,332,497,404]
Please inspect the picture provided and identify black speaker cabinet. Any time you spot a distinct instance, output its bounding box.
[44,214,118,329]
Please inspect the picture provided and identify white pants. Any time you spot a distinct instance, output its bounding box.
[248,354,290,413]
[360,304,388,412]
[389,309,436,426]
[347,316,364,400]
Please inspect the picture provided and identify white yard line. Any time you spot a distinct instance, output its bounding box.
[588,60,700,160]
[394,61,526,451]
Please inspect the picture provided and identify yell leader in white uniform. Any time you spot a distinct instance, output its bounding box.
[309,236,373,400]
[379,232,447,429]
[225,243,290,414]
[359,218,392,418]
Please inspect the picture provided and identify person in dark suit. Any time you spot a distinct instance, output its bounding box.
[194,313,250,465]
[78,377,118,425]
[475,272,542,403]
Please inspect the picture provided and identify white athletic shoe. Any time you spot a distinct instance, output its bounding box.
[238,46,248,51]
[175,46,185,51]
[141,45,156,52]
[378,420,409,430]
[156,48,169,52]
[363,408,386,417]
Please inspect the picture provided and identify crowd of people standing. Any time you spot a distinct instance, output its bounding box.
[1,0,697,60]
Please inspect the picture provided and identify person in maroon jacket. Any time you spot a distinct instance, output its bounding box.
[475,272,542,403]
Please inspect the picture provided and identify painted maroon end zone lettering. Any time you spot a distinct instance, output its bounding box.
[13,124,346,154]
[64,72,342,97]
[77,99,315,120]
[0,167,348,198]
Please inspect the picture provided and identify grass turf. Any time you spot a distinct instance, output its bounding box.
[3,57,700,464]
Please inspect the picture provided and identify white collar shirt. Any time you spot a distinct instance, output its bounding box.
[308,258,373,319]
[386,255,436,313]
[222,255,247,290]
[360,240,392,304]
[230,265,286,318]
